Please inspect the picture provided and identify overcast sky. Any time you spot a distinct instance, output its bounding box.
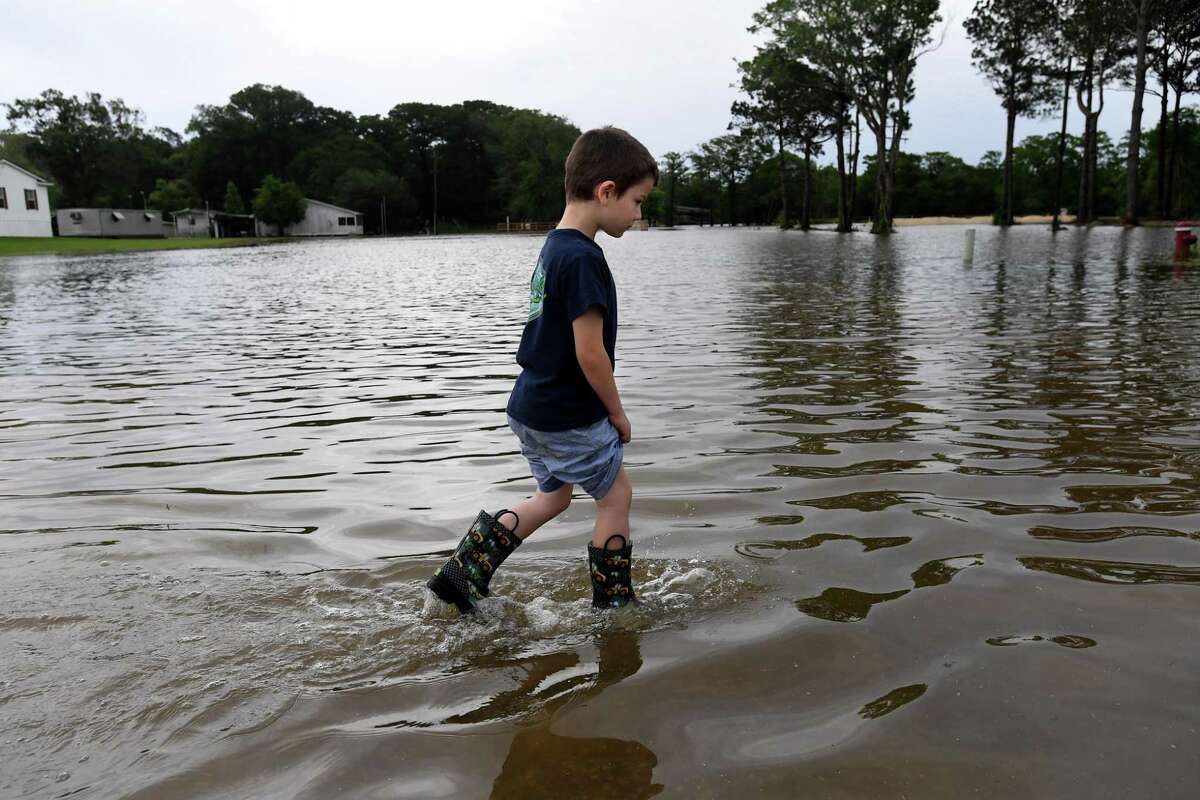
[6,0,1142,165]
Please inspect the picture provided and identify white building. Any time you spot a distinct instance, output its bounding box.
[173,209,256,238]
[57,208,165,237]
[257,198,363,237]
[0,159,53,237]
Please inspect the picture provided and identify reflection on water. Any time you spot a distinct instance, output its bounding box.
[1018,555,1200,585]
[491,630,663,800]
[3,227,1200,798]
[858,683,927,719]
[795,586,910,622]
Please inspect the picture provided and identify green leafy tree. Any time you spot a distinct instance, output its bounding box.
[148,178,196,215]
[734,41,833,228]
[847,0,943,233]
[186,84,346,203]
[965,0,1060,225]
[332,168,415,233]
[660,152,687,227]
[4,89,176,207]
[1147,106,1200,216]
[487,108,579,221]
[253,175,306,232]
[751,0,862,231]
[223,180,246,214]
[1066,0,1132,224]
[691,133,764,225]
[642,187,665,226]
[1121,0,1158,224]
[1152,2,1200,216]
[0,132,45,174]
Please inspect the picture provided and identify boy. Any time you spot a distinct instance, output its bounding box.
[427,126,658,613]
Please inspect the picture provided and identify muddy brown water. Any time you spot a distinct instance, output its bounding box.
[2,227,1198,799]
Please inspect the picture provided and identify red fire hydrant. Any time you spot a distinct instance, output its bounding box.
[1175,222,1198,260]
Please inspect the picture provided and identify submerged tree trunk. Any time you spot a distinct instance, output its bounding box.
[1156,63,1168,218]
[1076,56,1095,225]
[849,112,861,222]
[834,117,851,233]
[777,128,789,228]
[1002,104,1017,226]
[1088,113,1099,221]
[871,125,891,234]
[1166,87,1182,217]
[1052,56,1072,231]
[1124,0,1151,225]
[801,141,812,231]
[666,169,676,228]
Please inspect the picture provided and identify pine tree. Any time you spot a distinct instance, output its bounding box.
[965,0,1060,225]
[223,180,246,214]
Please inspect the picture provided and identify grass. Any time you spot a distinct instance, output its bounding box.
[0,236,283,258]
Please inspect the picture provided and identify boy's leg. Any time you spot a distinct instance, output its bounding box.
[592,467,631,549]
[506,483,573,540]
[425,483,573,613]
[588,466,637,607]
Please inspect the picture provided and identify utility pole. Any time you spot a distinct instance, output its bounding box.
[430,137,446,236]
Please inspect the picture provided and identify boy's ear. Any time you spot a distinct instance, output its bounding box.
[595,180,618,205]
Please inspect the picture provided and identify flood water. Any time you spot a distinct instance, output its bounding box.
[2,226,1198,799]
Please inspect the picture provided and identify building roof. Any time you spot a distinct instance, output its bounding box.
[305,198,360,215]
[0,159,53,186]
[172,208,254,219]
[58,207,160,215]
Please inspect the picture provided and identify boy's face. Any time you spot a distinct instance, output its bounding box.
[594,176,655,238]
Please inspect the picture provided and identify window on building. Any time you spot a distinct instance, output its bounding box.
[338,217,347,226]
[0,187,7,209]
[69,211,83,222]
[110,211,125,221]
[25,189,38,210]
[143,212,156,222]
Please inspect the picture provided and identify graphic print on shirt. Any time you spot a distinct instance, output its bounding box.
[527,256,546,322]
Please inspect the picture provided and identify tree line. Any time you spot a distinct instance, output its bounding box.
[2,85,580,233]
[2,0,1197,234]
[667,0,1200,232]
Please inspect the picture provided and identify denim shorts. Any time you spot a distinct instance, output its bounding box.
[507,414,624,500]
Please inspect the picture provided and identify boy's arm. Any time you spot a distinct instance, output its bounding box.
[572,307,630,443]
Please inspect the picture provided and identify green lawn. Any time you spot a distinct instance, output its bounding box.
[0,237,283,258]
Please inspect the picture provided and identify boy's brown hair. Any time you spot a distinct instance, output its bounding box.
[564,126,659,201]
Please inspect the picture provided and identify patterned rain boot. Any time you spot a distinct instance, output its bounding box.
[588,534,638,608]
[427,509,521,613]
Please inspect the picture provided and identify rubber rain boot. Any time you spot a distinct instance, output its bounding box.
[588,534,638,608]
[427,509,521,613]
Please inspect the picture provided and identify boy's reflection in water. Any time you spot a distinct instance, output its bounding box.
[482,628,663,799]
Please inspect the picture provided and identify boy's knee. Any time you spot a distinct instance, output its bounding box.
[540,487,572,515]
[599,474,632,508]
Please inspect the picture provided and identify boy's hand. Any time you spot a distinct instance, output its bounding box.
[610,412,631,444]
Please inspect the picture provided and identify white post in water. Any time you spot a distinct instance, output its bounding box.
[964,228,976,265]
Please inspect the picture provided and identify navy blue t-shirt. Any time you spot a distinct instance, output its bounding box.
[506,229,617,431]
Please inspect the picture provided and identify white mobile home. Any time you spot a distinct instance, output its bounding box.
[57,208,165,237]
[0,159,53,237]
[257,199,363,237]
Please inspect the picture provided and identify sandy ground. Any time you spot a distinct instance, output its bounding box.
[893,214,1075,226]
